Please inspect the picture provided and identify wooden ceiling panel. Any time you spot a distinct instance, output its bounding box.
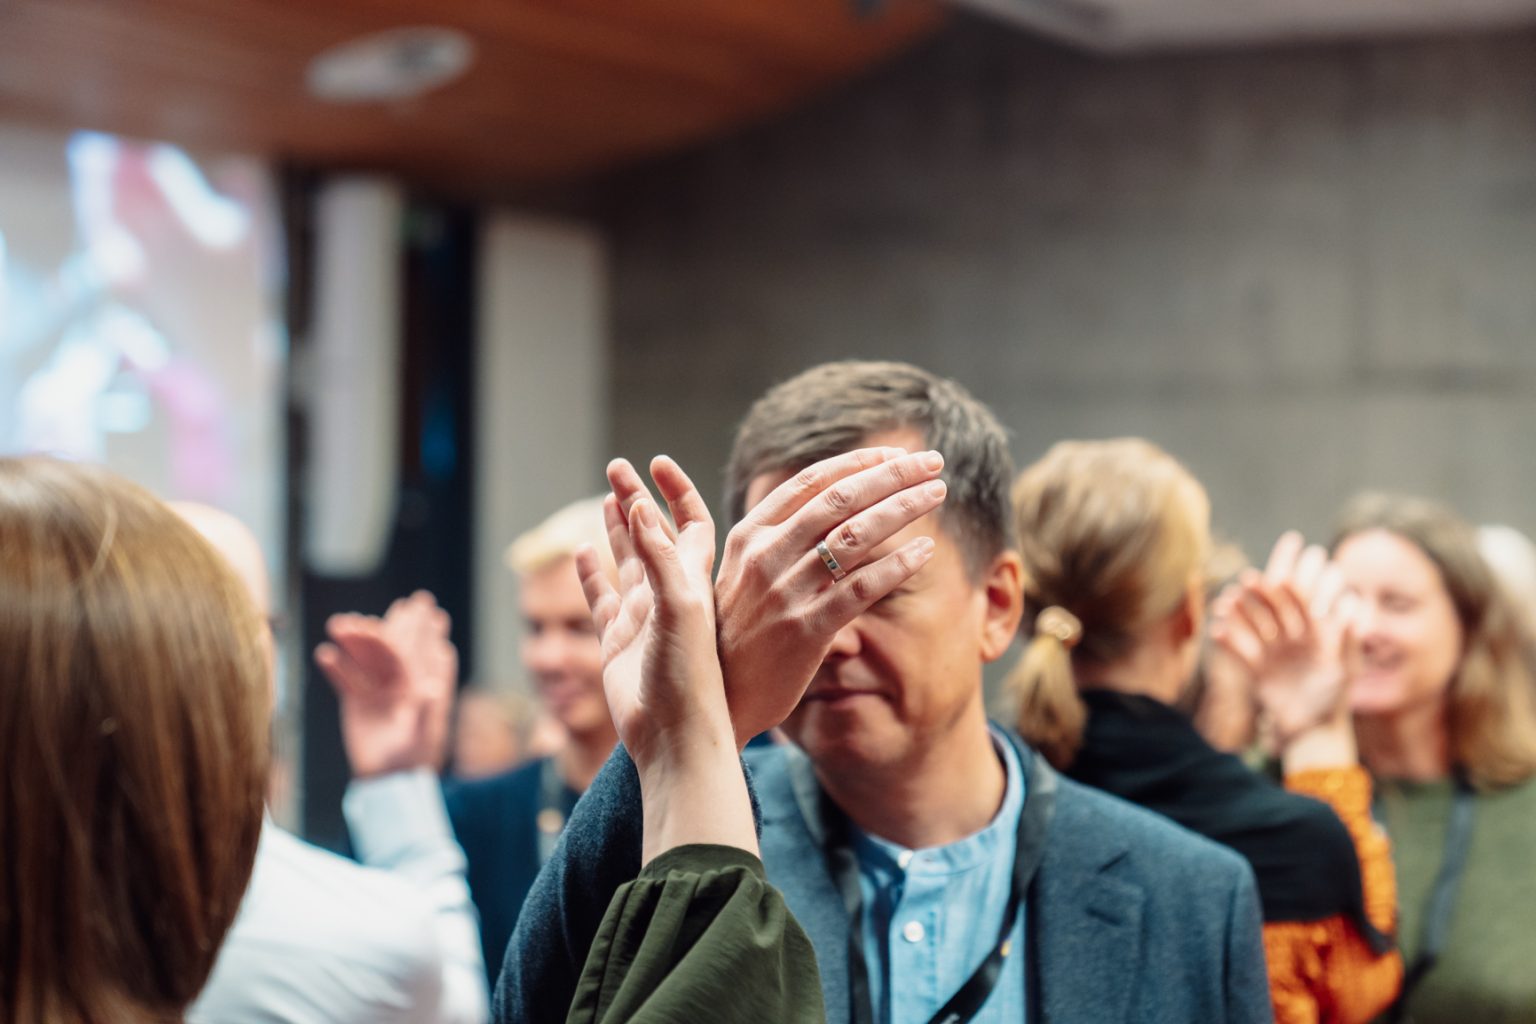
[0,0,944,191]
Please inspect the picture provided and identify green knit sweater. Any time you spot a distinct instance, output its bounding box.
[1376,776,1536,1022]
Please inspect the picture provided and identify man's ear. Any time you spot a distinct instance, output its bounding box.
[979,549,1026,664]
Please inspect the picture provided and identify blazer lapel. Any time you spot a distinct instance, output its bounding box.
[1032,790,1144,1024]
[751,744,854,1024]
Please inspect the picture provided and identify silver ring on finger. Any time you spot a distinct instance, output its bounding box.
[815,539,848,582]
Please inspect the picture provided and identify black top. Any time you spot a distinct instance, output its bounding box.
[1069,689,1384,946]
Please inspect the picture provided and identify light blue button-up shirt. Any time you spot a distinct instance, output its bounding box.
[852,731,1026,1024]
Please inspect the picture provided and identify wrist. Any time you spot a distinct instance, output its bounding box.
[1279,714,1358,773]
[634,723,757,864]
[632,711,739,783]
[349,760,411,781]
[347,745,431,780]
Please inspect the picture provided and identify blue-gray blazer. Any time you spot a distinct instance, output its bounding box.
[495,728,1274,1024]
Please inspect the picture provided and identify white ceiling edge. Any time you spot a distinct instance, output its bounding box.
[950,0,1536,53]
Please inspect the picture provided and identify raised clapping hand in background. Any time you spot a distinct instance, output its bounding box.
[605,447,945,746]
[315,590,458,779]
[1210,531,1360,770]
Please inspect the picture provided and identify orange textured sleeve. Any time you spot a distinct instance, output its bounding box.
[1261,766,1402,1024]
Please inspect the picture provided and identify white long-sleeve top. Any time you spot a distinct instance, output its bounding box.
[190,769,488,1024]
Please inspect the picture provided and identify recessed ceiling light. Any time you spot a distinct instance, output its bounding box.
[307,27,475,104]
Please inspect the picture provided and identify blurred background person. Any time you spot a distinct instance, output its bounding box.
[1181,539,1264,757]
[450,686,564,781]
[0,457,267,1024]
[180,507,488,1024]
[1009,439,1401,1024]
[453,496,619,981]
[1478,523,1536,639]
[1326,495,1536,1023]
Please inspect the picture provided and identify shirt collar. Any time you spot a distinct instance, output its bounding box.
[854,726,1026,877]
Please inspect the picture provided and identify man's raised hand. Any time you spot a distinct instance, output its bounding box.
[603,448,946,744]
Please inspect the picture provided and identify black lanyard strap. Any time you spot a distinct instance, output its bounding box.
[535,757,570,866]
[1382,777,1476,1024]
[816,745,1056,1024]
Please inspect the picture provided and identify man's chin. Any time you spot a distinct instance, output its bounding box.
[782,704,901,768]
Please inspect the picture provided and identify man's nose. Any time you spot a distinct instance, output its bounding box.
[826,620,862,658]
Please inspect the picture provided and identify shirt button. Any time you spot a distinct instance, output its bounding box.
[897,851,914,870]
[902,921,925,943]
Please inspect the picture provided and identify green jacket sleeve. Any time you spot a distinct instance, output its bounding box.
[567,844,826,1024]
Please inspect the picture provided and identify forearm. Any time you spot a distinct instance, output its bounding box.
[345,770,489,1024]
[635,717,758,865]
[1278,714,1358,775]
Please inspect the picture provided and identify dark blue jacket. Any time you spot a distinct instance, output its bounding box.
[444,757,576,988]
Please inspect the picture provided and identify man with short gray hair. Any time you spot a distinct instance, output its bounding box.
[499,360,1272,1023]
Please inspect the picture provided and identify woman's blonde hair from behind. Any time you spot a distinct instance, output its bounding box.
[1008,439,1211,768]
[0,457,270,1024]
[1334,493,1536,791]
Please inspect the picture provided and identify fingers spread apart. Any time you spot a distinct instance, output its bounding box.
[607,455,715,544]
[649,455,713,536]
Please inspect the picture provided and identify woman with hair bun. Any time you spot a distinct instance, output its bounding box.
[1010,438,1401,1024]
[1325,494,1536,1023]
[0,456,269,1024]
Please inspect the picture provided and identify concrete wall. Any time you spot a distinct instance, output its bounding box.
[475,214,608,689]
[590,18,1536,560]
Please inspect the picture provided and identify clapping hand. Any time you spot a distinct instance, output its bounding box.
[315,591,458,779]
[577,457,755,861]
[1210,532,1358,763]
[578,456,728,770]
[605,447,946,746]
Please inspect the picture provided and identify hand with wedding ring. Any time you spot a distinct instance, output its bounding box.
[720,446,947,743]
[605,446,947,745]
